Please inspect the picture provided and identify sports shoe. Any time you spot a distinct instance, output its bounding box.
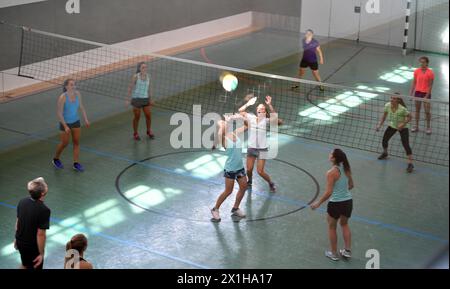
[133,133,141,141]
[411,127,418,133]
[339,249,352,258]
[426,128,432,135]
[291,85,299,90]
[325,250,339,261]
[406,163,414,173]
[210,208,221,222]
[378,152,388,160]
[147,130,155,139]
[73,162,84,172]
[231,208,246,218]
[52,159,64,169]
[319,85,325,92]
[269,182,276,193]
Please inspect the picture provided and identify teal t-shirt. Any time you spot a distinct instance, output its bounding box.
[224,136,244,172]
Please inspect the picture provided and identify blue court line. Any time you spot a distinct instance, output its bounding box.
[0,201,210,269]
[0,121,448,243]
[248,190,448,244]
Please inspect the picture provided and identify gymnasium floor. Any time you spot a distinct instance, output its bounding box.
[0,28,448,269]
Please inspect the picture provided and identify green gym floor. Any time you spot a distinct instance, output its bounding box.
[0,28,448,269]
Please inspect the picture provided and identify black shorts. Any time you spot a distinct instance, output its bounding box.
[17,243,43,269]
[327,199,353,220]
[300,59,319,71]
[247,148,269,159]
[59,120,81,131]
[131,98,150,108]
[224,168,246,180]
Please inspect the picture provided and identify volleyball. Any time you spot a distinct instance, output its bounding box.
[221,73,238,92]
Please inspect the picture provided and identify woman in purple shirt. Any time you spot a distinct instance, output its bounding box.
[293,29,325,91]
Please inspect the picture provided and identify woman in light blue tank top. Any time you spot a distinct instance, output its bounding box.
[210,116,248,222]
[53,79,90,172]
[311,149,354,261]
[127,62,154,141]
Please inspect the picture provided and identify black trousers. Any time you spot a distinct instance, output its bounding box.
[382,126,412,156]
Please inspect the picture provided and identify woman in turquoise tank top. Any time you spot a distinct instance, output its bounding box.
[127,62,154,140]
[52,79,90,172]
[210,115,248,222]
[311,149,354,261]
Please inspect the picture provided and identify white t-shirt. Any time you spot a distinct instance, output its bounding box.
[247,113,268,149]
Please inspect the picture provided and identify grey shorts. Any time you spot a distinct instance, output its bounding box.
[131,98,150,108]
[247,148,269,159]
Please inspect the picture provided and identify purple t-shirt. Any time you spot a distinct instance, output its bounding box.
[302,38,319,63]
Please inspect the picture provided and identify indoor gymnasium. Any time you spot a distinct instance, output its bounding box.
[0,0,448,270]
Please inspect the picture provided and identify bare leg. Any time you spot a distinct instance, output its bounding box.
[424,102,431,130]
[327,215,338,255]
[256,159,272,184]
[71,128,81,163]
[414,101,422,130]
[214,178,235,210]
[132,108,141,134]
[312,69,322,82]
[246,156,256,184]
[54,131,70,159]
[339,216,351,251]
[232,176,248,209]
[143,105,152,133]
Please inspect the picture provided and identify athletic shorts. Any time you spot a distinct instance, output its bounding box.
[59,120,81,131]
[300,59,319,71]
[131,98,150,108]
[327,199,353,220]
[223,168,246,180]
[247,148,269,159]
[415,91,431,99]
[17,242,43,270]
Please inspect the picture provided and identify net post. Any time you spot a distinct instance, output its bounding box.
[18,27,25,77]
[403,0,412,56]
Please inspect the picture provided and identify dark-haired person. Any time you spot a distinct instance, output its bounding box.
[410,56,434,135]
[311,149,354,261]
[376,94,414,173]
[210,115,248,222]
[64,234,93,269]
[127,62,154,140]
[52,79,90,172]
[14,177,51,269]
[292,29,325,91]
[239,95,280,193]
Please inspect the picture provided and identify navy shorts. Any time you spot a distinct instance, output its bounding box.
[224,168,246,180]
[300,59,319,71]
[247,148,269,159]
[415,91,431,99]
[131,98,150,108]
[59,120,81,131]
[327,199,353,220]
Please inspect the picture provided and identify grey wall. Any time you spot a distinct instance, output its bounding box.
[0,0,252,70]
[251,0,301,17]
[415,0,449,54]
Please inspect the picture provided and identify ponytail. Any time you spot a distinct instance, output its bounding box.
[394,92,407,109]
[332,148,351,174]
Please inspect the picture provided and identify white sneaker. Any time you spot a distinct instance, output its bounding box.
[210,208,221,222]
[231,208,246,218]
[426,128,432,135]
[325,250,339,261]
[339,249,352,258]
[411,127,418,133]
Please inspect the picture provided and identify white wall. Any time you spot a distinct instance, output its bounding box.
[300,0,415,47]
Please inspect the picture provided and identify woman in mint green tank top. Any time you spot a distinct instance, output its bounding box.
[127,62,154,141]
[210,115,248,222]
[311,149,354,261]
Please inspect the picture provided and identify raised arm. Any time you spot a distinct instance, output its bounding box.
[77,91,90,127]
[238,95,257,117]
[265,96,283,125]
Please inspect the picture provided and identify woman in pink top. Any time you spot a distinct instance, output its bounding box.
[410,56,434,135]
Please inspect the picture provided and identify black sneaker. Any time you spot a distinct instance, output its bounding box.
[378,152,388,160]
[406,163,414,173]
